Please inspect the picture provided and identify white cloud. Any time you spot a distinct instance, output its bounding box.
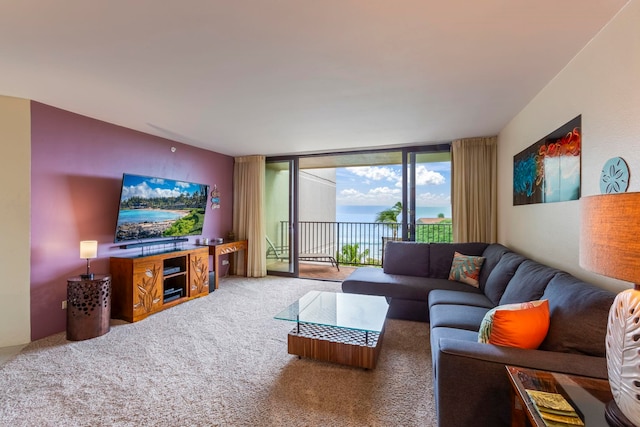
[339,188,361,197]
[339,164,449,206]
[415,165,446,185]
[337,186,401,205]
[347,165,445,188]
[346,166,400,183]
[370,186,401,196]
[416,192,450,206]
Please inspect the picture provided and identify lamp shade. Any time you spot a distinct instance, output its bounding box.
[579,193,640,284]
[80,240,98,259]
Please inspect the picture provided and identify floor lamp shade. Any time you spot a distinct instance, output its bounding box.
[580,193,640,426]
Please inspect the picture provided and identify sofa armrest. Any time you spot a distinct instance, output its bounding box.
[438,338,608,378]
[434,338,607,427]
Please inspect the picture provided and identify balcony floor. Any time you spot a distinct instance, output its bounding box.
[267,261,358,281]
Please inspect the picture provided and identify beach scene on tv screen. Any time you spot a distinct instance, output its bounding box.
[115,174,208,242]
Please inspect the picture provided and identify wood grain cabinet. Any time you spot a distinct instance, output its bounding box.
[110,246,209,322]
[188,248,210,298]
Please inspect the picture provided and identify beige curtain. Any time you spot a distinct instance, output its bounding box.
[232,155,267,277]
[451,136,497,243]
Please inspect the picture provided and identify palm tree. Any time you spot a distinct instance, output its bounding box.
[375,201,402,239]
[337,243,370,265]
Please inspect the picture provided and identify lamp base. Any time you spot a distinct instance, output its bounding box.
[605,400,635,427]
[80,273,94,280]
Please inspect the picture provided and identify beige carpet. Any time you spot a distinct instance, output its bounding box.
[0,276,435,426]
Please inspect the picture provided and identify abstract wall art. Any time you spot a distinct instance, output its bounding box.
[513,115,581,205]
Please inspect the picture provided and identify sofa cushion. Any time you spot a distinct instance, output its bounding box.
[483,252,528,305]
[539,273,615,357]
[429,242,489,279]
[478,300,550,349]
[448,252,485,287]
[428,289,494,310]
[383,241,429,277]
[429,304,491,331]
[342,267,481,303]
[499,260,559,305]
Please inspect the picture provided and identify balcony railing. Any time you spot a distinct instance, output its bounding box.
[273,220,453,267]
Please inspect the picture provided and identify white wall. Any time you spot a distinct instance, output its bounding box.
[299,168,336,222]
[498,0,640,293]
[0,95,31,346]
[265,166,290,248]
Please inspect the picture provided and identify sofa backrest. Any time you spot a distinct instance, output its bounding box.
[539,272,615,357]
[383,241,430,277]
[428,242,489,279]
[478,244,513,293]
[382,241,492,279]
[481,250,527,305]
[499,259,559,305]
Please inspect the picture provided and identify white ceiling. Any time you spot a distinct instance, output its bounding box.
[0,1,628,157]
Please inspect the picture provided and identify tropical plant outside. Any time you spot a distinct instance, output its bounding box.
[375,202,452,244]
[415,219,452,243]
[375,201,403,239]
[336,243,371,265]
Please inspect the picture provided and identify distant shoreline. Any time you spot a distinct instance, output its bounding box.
[336,204,451,223]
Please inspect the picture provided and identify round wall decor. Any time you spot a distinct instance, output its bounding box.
[600,157,629,194]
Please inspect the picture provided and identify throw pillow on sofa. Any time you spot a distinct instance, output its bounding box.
[478,299,550,349]
[448,251,485,287]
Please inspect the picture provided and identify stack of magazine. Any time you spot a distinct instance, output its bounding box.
[526,389,585,426]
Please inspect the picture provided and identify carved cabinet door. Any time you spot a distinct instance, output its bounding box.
[189,248,210,298]
[132,260,163,320]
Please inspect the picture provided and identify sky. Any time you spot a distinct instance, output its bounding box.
[335,161,451,207]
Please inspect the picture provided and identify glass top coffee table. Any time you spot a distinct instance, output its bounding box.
[274,291,389,369]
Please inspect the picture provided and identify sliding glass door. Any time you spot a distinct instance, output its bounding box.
[265,159,297,276]
[266,145,451,279]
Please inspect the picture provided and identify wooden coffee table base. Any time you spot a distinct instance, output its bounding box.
[287,323,384,369]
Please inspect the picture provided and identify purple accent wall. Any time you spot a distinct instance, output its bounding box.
[30,102,234,341]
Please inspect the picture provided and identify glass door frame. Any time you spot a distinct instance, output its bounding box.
[266,157,299,277]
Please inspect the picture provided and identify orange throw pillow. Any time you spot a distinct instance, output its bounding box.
[478,299,550,349]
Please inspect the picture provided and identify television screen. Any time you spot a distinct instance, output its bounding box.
[114,173,209,242]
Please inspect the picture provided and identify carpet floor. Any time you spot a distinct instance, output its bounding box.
[0,276,435,426]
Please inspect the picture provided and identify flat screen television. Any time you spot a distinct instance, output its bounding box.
[114,173,209,243]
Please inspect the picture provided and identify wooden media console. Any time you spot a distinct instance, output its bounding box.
[110,246,209,322]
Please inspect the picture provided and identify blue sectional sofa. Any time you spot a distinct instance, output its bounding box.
[342,241,615,427]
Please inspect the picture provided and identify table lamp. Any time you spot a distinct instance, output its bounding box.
[580,193,640,426]
[80,240,98,280]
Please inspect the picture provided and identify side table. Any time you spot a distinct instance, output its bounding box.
[67,274,111,341]
[200,240,248,290]
[506,365,617,427]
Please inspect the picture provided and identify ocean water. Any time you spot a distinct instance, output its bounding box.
[336,205,451,223]
[117,209,184,225]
